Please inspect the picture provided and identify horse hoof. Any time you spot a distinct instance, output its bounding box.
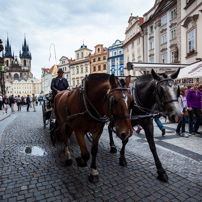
[119,158,127,167]
[157,172,168,182]
[65,159,72,166]
[76,157,87,167]
[89,174,99,183]
[110,147,117,153]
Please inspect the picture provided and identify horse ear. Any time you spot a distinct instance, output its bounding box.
[109,74,119,89]
[170,68,180,79]
[125,75,131,87]
[151,69,161,81]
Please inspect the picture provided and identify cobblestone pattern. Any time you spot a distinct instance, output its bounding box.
[0,109,202,201]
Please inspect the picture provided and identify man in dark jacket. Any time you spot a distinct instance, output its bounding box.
[26,95,31,112]
[51,68,69,100]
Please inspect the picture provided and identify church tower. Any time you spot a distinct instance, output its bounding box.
[19,36,32,72]
[3,37,14,71]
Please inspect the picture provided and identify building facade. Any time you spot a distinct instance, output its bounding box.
[41,68,52,95]
[70,43,92,88]
[180,0,202,64]
[58,56,71,85]
[3,37,33,83]
[122,15,144,76]
[90,44,108,74]
[141,0,179,68]
[108,40,124,76]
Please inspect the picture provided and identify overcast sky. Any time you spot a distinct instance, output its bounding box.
[0,0,154,79]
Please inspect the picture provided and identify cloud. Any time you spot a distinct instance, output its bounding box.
[0,0,155,79]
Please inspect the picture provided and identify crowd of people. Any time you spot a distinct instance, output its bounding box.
[0,94,42,114]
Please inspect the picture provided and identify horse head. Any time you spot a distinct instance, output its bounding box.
[151,68,182,123]
[103,74,133,141]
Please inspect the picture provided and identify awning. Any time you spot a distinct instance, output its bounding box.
[127,62,188,72]
[175,61,202,86]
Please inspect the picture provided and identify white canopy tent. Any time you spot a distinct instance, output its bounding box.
[175,61,202,86]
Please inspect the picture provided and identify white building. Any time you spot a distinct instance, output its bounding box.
[41,68,52,95]
[58,56,71,86]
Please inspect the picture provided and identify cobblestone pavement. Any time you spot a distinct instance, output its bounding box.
[0,105,202,202]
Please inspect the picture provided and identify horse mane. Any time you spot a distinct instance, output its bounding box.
[87,73,110,82]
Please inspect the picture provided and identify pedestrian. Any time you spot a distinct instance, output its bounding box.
[3,95,9,114]
[186,82,202,135]
[32,94,36,112]
[29,96,32,108]
[39,97,42,105]
[176,87,189,138]
[36,96,38,106]
[0,93,3,110]
[16,95,22,111]
[26,95,31,112]
[10,95,15,112]
[154,111,165,136]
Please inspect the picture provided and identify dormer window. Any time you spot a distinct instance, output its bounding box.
[98,48,100,52]
[81,52,84,58]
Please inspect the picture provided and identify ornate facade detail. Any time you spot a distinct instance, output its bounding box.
[160,48,167,52]
[160,28,167,33]
[169,22,177,28]
[149,36,154,40]
[182,14,199,28]
[155,20,161,29]
[149,54,154,57]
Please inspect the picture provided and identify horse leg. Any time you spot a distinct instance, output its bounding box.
[60,125,72,166]
[108,122,117,153]
[119,139,128,167]
[142,120,168,182]
[89,128,103,183]
[74,131,90,167]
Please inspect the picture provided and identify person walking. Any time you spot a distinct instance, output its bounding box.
[0,93,3,110]
[32,94,36,112]
[176,87,189,138]
[26,95,31,112]
[3,95,9,114]
[186,82,202,135]
[10,95,15,112]
[36,96,38,106]
[16,95,22,111]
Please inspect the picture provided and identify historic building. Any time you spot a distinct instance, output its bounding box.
[3,37,33,83]
[58,56,71,85]
[180,0,202,64]
[41,68,53,95]
[108,40,124,76]
[141,0,178,67]
[122,15,144,76]
[90,44,108,74]
[69,43,92,88]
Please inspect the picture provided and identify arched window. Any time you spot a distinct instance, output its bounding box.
[6,60,8,66]
[24,60,26,66]
[14,74,19,80]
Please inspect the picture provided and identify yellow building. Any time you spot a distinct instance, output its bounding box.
[12,78,41,97]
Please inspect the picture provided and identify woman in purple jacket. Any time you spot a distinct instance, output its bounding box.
[186,82,202,135]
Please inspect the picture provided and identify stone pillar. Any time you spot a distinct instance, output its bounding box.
[155,20,161,63]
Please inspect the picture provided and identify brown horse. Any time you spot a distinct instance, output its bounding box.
[54,73,133,182]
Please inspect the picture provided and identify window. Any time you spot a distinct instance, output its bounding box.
[112,60,115,66]
[93,66,96,72]
[24,60,26,66]
[171,8,177,20]
[137,38,140,43]
[120,71,124,76]
[171,51,175,63]
[81,52,84,58]
[98,48,100,52]
[85,66,88,72]
[162,34,167,44]
[81,67,83,73]
[6,60,8,66]
[77,53,79,59]
[150,25,153,33]
[132,53,135,61]
[103,56,106,60]
[73,80,75,86]
[77,80,79,86]
[119,51,122,54]
[103,64,106,70]
[77,68,79,74]
[150,59,154,63]
[114,52,117,56]
[188,29,195,52]
[132,42,134,48]
[98,57,100,61]
[150,41,154,50]
[161,16,166,25]
[171,29,176,40]
[162,54,167,63]
[138,49,140,57]
[98,65,101,71]
[93,58,96,62]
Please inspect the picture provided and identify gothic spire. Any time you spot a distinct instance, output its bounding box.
[4,36,13,58]
[20,35,31,59]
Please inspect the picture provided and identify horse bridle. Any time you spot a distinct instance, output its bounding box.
[107,87,134,120]
[156,78,180,108]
